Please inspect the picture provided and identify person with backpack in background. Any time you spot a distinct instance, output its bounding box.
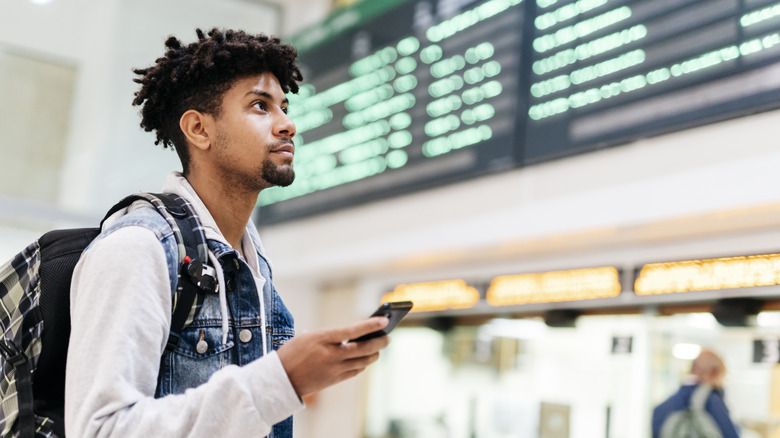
[60,28,391,437]
[652,349,740,438]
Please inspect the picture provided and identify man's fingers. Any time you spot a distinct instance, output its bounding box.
[346,351,381,369]
[327,316,389,343]
[279,322,390,397]
[339,335,389,358]
[337,353,381,379]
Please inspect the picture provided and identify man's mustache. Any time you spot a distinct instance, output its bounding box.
[270,138,295,148]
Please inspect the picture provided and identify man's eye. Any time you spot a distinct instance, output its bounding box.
[282,106,289,114]
[254,101,267,110]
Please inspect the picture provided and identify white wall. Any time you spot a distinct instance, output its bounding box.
[0,0,287,259]
[57,0,284,214]
[0,0,91,62]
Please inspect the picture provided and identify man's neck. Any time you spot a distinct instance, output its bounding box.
[186,172,258,251]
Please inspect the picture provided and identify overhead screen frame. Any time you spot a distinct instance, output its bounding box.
[256,0,780,224]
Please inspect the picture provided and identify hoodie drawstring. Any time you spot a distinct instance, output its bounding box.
[207,250,268,355]
[208,250,230,346]
[257,278,268,356]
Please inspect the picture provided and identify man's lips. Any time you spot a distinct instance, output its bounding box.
[272,144,295,157]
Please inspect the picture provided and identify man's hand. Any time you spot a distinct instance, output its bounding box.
[276,317,391,397]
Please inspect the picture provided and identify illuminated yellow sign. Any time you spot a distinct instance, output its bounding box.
[382,279,479,312]
[635,253,780,295]
[486,266,621,306]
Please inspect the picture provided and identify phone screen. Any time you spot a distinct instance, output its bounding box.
[350,301,413,342]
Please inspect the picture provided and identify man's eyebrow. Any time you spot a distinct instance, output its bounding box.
[245,90,289,105]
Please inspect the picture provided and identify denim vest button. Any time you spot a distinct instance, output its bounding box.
[196,339,208,354]
[239,329,253,343]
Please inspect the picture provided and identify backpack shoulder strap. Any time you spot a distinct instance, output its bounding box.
[101,193,208,264]
[102,193,217,350]
[688,384,724,438]
[690,384,712,410]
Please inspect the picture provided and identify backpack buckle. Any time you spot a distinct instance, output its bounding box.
[0,340,28,367]
[165,332,181,351]
[183,258,218,293]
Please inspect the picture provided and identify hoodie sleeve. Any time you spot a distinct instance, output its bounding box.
[66,225,303,438]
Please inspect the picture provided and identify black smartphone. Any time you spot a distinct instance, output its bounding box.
[350,301,414,342]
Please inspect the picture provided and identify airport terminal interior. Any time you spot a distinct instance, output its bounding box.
[2,0,780,436]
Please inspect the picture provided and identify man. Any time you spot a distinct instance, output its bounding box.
[651,349,740,438]
[65,28,390,437]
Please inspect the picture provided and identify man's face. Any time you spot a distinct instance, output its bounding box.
[211,72,296,191]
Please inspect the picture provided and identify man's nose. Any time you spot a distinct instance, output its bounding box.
[275,112,296,138]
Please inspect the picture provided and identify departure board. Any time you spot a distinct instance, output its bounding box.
[525,0,780,162]
[257,0,780,223]
[258,0,528,222]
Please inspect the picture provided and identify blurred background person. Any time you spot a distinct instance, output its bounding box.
[652,349,740,438]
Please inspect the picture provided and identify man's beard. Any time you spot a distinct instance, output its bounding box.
[262,159,295,187]
[213,128,295,189]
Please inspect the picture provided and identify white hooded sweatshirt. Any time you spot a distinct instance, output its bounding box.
[65,172,303,437]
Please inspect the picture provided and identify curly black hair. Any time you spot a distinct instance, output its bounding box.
[132,28,303,173]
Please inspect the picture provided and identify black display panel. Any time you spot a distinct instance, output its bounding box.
[259,0,528,223]
[257,0,780,223]
[525,0,780,162]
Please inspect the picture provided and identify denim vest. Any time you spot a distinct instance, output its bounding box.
[105,206,295,438]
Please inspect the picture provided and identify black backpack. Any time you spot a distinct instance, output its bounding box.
[0,193,217,438]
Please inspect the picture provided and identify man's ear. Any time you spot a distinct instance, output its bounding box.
[179,109,213,152]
